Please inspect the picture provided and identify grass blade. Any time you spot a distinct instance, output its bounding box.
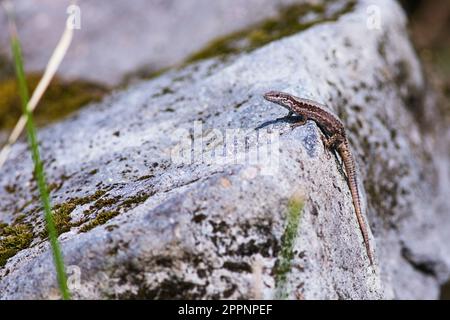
[5,4,71,300]
[0,5,74,169]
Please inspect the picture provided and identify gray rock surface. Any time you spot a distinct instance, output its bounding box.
[0,0,301,85]
[1,0,449,299]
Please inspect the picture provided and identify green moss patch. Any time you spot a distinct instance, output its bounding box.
[187,1,355,62]
[274,195,304,299]
[80,210,119,233]
[4,187,150,262]
[0,73,107,130]
[0,223,34,267]
[80,194,150,232]
[52,203,75,235]
[39,190,108,238]
[120,193,150,209]
[36,189,151,237]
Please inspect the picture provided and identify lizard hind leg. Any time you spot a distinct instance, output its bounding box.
[320,134,338,159]
[322,133,340,149]
[322,134,346,176]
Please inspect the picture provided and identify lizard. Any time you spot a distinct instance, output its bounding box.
[263,90,374,265]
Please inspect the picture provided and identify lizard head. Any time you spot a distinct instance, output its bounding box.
[263,91,296,110]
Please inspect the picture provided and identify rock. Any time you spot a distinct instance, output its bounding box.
[0,0,449,299]
[0,0,301,86]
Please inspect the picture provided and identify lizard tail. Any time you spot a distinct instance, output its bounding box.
[338,140,374,265]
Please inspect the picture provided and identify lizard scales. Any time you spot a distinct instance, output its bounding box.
[264,91,374,265]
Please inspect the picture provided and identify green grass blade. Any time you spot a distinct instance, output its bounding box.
[10,32,71,300]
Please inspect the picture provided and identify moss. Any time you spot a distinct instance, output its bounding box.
[13,213,28,224]
[91,196,122,211]
[2,184,153,264]
[88,169,99,175]
[0,73,107,130]
[36,188,151,237]
[152,86,175,98]
[79,210,119,233]
[136,174,154,181]
[121,66,171,85]
[62,190,107,211]
[1,184,153,264]
[0,54,14,81]
[52,203,76,235]
[47,181,63,193]
[40,190,108,238]
[274,195,304,299]
[120,193,150,209]
[187,1,355,62]
[0,223,34,267]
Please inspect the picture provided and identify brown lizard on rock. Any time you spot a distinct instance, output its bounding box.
[264,91,374,265]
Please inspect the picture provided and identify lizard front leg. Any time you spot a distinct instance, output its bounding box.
[276,111,304,122]
[290,116,307,129]
[276,114,307,129]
